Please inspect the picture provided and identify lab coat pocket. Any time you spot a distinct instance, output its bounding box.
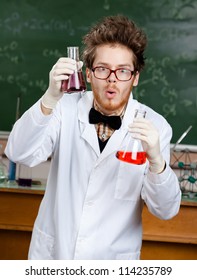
[116,251,140,260]
[28,226,55,260]
[114,161,146,201]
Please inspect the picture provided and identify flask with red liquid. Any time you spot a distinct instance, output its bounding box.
[116,109,147,165]
[61,46,86,93]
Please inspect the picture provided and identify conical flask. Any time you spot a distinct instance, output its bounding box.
[61,46,86,93]
[116,109,147,165]
[18,164,32,187]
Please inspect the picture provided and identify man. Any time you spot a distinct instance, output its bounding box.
[5,15,181,260]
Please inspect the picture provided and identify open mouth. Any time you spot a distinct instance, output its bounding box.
[108,90,115,94]
[105,88,117,98]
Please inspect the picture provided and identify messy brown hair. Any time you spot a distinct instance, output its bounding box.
[82,15,147,72]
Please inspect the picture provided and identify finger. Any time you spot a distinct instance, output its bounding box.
[128,123,150,132]
[52,67,74,77]
[54,62,77,72]
[128,128,149,139]
[129,119,156,130]
[53,74,70,82]
[57,57,77,64]
[77,61,83,70]
[135,134,149,143]
[128,126,146,133]
[129,119,154,131]
[131,133,156,147]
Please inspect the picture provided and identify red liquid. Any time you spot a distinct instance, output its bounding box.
[61,71,86,93]
[18,178,32,187]
[116,151,146,165]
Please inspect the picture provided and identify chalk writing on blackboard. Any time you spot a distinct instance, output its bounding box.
[43,49,63,58]
[151,0,197,20]
[1,12,82,36]
[0,73,47,95]
[135,54,193,119]
[0,41,19,64]
[103,0,110,10]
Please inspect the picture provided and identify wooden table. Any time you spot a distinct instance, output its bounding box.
[0,185,197,260]
[141,199,197,260]
[0,185,44,260]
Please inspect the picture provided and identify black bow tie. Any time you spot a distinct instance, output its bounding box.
[89,108,121,130]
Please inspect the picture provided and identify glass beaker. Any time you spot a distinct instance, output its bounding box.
[61,46,87,93]
[116,109,147,165]
[0,144,8,185]
[18,164,32,187]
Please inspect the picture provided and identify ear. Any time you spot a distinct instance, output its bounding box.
[86,68,91,83]
[133,72,140,87]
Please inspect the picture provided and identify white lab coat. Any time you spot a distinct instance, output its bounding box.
[5,91,181,260]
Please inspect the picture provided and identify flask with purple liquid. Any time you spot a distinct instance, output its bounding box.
[18,164,32,187]
[61,46,86,93]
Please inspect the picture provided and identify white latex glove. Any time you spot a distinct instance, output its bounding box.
[41,57,83,109]
[128,118,165,173]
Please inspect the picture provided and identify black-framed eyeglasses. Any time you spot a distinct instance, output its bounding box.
[91,66,136,81]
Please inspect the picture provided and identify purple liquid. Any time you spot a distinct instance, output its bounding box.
[61,71,86,93]
[18,178,32,187]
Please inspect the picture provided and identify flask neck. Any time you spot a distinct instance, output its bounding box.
[134,109,146,119]
[67,46,79,61]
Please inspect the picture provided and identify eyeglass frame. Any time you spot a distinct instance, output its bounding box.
[91,66,136,81]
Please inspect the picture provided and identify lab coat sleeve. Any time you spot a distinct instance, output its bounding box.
[141,118,181,220]
[5,99,61,167]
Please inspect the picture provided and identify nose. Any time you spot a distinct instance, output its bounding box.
[107,72,117,83]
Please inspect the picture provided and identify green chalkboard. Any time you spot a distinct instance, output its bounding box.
[0,0,197,144]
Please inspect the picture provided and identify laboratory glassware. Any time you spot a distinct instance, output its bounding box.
[61,46,86,93]
[18,164,32,187]
[0,144,8,185]
[116,109,147,165]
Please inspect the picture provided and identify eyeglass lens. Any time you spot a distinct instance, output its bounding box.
[92,67,134,81]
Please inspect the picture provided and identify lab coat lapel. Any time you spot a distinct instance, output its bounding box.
[81,125,100,156]
[78,92,100,156]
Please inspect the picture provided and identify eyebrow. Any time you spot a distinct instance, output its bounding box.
[95,62,133,68]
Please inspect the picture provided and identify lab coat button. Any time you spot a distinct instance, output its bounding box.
[86,201,94,207]
[78,237,86,243]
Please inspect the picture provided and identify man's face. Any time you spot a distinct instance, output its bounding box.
[86,44,139,115]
